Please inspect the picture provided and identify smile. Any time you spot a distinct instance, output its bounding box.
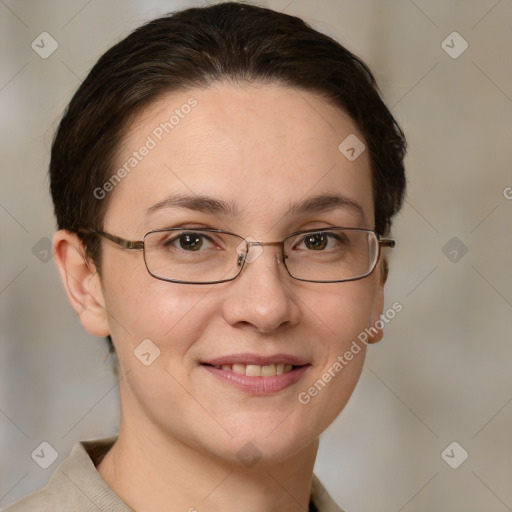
[201,354,310,395]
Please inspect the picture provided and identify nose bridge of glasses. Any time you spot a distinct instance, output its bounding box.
[247,240,283,248]
[240,239,285,265]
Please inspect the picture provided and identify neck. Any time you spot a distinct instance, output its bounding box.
[97,393,318,512]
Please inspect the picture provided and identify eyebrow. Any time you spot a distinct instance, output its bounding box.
[146,194,240,216]
[146,193,365,221]
[286,194,365,220]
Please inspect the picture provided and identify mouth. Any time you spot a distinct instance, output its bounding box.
[200,354,310,395]
[204,362,297,376]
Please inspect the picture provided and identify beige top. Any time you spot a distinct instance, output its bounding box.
[2,435,344,512]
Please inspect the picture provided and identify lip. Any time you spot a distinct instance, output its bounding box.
[200,353,311,395]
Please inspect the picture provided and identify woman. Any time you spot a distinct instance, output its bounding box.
[4,2,406,511]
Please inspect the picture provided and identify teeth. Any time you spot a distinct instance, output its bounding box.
[217,363,295,376]
[246,364,261,377]
[232,364,246,375]
[261,364,276,377]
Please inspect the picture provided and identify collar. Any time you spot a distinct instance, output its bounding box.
[8,435,344,512]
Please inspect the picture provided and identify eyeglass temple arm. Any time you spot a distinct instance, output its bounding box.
[87,229,144,250]
[379,238,395,248]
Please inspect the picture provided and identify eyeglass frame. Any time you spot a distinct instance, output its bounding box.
[83,227,395,285]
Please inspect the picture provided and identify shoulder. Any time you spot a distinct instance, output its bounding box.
[1,487,54,512]
[1,435,130,512]
[310,474,346,512]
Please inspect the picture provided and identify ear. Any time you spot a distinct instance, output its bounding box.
[52,230,110,337]
[367,259,389,344]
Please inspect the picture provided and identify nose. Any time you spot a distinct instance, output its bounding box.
[221,244,301,334]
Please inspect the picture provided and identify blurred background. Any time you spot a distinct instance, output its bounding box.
[1,0,511,510]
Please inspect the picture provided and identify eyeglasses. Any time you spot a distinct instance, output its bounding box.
[87,227,395,285]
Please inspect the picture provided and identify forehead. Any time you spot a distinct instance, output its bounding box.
[104,83,374,234]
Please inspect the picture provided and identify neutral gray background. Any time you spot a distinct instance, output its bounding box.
[1,0,511,510]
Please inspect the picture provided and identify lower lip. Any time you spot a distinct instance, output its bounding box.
[201,365,310,395]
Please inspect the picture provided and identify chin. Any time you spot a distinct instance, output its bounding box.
[197,414,320,468]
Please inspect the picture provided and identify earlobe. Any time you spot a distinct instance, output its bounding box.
[367,259,388,344]
[52,230,110,337]
[381,259,389,285]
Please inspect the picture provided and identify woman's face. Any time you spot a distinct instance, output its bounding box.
[94,83,385,464]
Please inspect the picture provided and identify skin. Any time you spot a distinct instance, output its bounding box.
[53,83,388,512]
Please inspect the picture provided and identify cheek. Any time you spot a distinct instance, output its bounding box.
[294,280,379,429]
[105,284,221,432]
[312,278,379,351]
[100,251,216,363]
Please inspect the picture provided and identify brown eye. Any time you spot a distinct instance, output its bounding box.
[162,232,211,251]
[178,233,203,251]
[303,233,328,250]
